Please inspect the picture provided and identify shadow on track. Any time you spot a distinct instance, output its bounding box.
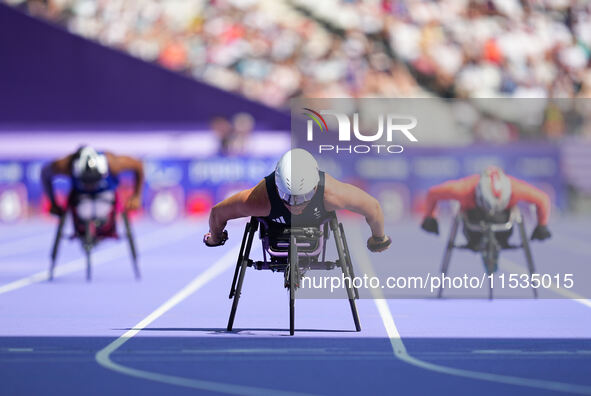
[117,327,358,333]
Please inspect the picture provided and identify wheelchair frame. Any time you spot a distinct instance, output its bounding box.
[227,212,361,335]
[49,192,140,282]
[438,206,537,299]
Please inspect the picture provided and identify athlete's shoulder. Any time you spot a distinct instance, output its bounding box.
[105,152,143,174]
[251,178,269,196]
[245,179,271,216]
[458,174,480,184]
[323,173,340,197]
[103,151,117,169]
[323,173,360,211]
[507,175,529,188]
[508,176,548,198]
[48,153,75,175]
[445,174,479,191]
[323,172,340,187]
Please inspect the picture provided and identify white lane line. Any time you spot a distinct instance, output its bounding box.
[472,350,591,356]
[0,223,53,241]
[6,348,34,352]
[499,258,591,309]
[179,348,334,357]
[0,223,189,295]
[0,233,53,259]
[95,244,315,396]
[348,225,591,395]
[520,232,591,308]
[553,234,591,257]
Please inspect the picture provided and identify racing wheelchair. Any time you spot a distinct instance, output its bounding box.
[438,206,537,299]
[49,191,140,281]
[227,212,361,335]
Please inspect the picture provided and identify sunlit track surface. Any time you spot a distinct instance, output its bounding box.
[1,217,591,395]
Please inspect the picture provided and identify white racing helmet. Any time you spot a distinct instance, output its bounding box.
[72,146,108,184]
[475,166,512,215]
[275,149,320,206]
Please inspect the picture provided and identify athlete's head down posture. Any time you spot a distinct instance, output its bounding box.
[41,146,144,216]
[421,166,552,242]
[204,148,392,252]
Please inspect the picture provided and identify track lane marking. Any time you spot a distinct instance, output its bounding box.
[499,257,591,309]
[348,224,591,395]
[95,243,316,396]
[553,234,591,257]
[472,349,591,355]
[0,223,51,242]
[0,233,54,259]
[0,223,189,295]
[517,232,591,308]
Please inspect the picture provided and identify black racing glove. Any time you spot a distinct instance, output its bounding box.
[531,225,551,241]
[49,203,66,217]
[367,235,392,252]
[421,217,439,235]
[203,230,229,247]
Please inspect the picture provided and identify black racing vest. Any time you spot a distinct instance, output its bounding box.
[264,171,332,227]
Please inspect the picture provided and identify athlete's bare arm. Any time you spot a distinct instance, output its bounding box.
[323,174,390,251]
[106,153,145,211]
[41,154,74,214]
[421,176,478,235]
[509,177,551,226]
[424,176,478,218]
[206,179,271,245]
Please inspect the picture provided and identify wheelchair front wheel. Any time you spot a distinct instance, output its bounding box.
[481,233,499,300]
[84,221,94,282]
[289,234,298,336]
[481,231,500,275]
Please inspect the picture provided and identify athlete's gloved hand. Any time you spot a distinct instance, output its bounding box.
[531,225,551,241]
[367,235,392,252]
[203,230,229,247]
[49,203,65,217]
[421,216,439,235]
[125,194,141,212]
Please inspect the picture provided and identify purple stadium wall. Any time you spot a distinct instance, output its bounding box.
[0,4,289,129]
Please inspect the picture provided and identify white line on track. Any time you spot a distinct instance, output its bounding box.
[0,232,53,259]
[348,224,591,395]
[0,225,48,242]
[499,257,591,309]
[472,349,591,355]
[95,243,316,396]
[527,233,591,308]
[0,222,190,295]
[553,234,591,257]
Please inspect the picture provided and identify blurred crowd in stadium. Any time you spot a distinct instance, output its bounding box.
[4,0,591,145]
[2,0,591,220]
[9,0,591,104]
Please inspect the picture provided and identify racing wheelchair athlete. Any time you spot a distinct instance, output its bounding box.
[204,149,391,335]
[42,146,144,281]
[420,166,552,299]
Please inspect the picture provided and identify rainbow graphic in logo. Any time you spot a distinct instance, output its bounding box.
[302,108,327,132]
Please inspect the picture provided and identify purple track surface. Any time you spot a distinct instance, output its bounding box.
[1,216,590,395]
